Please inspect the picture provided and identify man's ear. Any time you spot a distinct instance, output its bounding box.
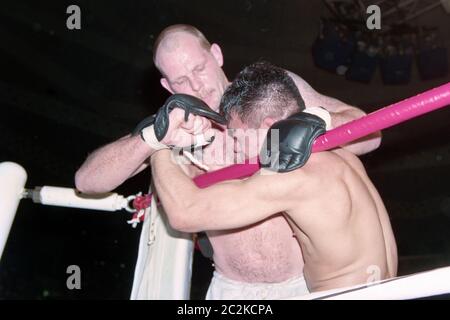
[160,78,174,94]
[262,117,277,129]
[210,43,224,67]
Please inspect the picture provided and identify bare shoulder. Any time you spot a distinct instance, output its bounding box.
[285,70,330,109]
[330,148,367,174]
[255,152,345,197]
[285,70,316,96]
[305,151,348,175]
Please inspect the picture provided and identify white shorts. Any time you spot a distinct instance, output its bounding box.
[205,271,310,300]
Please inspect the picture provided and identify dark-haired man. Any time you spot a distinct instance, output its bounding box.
[151,62,397,297]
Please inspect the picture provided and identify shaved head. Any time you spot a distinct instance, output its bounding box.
[153,24,211,72]
[152,24,228,109]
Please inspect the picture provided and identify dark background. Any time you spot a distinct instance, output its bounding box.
[0,0,449,299]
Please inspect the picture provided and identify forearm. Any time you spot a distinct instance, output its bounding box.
[150,150,200,229]
[151,150,297,233]
[75,134,154,193]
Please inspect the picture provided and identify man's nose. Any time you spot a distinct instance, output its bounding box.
[188,75,202,93]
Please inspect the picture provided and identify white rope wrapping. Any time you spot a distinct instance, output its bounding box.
[182,150,210,171]
[303,107,332,130]
[127,209,146,228]
[291,266,450,300]
[141,125,169,150]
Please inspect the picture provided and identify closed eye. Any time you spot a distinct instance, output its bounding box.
[194,63,206,73]
[173,78,187,86]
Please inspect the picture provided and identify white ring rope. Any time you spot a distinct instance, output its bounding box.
[292,266,450,300]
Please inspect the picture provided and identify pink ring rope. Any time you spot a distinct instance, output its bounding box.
[194,82,450,188]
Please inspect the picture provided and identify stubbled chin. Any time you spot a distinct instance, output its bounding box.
[204,97,215,108]
[204,93,220,109]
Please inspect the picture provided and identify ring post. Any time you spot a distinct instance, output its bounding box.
[0,162,27,260]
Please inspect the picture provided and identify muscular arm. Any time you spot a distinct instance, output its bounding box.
[150,149,301,233]
[75,106,215,194]
[287,71,381,155]
[75,134,155,194]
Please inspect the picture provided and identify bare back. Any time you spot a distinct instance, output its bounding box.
[286,149,397,292]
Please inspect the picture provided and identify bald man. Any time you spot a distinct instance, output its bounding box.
[75,25,382,299]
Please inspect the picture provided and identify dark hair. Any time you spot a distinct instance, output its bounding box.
[220,61,305,127]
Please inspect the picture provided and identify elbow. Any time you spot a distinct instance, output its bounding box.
[168,214,195,233]
[371,131,382,151]
[361,130,382,155]
[167,213,199,233]
[343,130,382,156]
[166,202,205,233]
[74,168,88,192]
[75,168,106,194]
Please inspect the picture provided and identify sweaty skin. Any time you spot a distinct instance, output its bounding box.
[151,148,398,291]
[75,27,382,284]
